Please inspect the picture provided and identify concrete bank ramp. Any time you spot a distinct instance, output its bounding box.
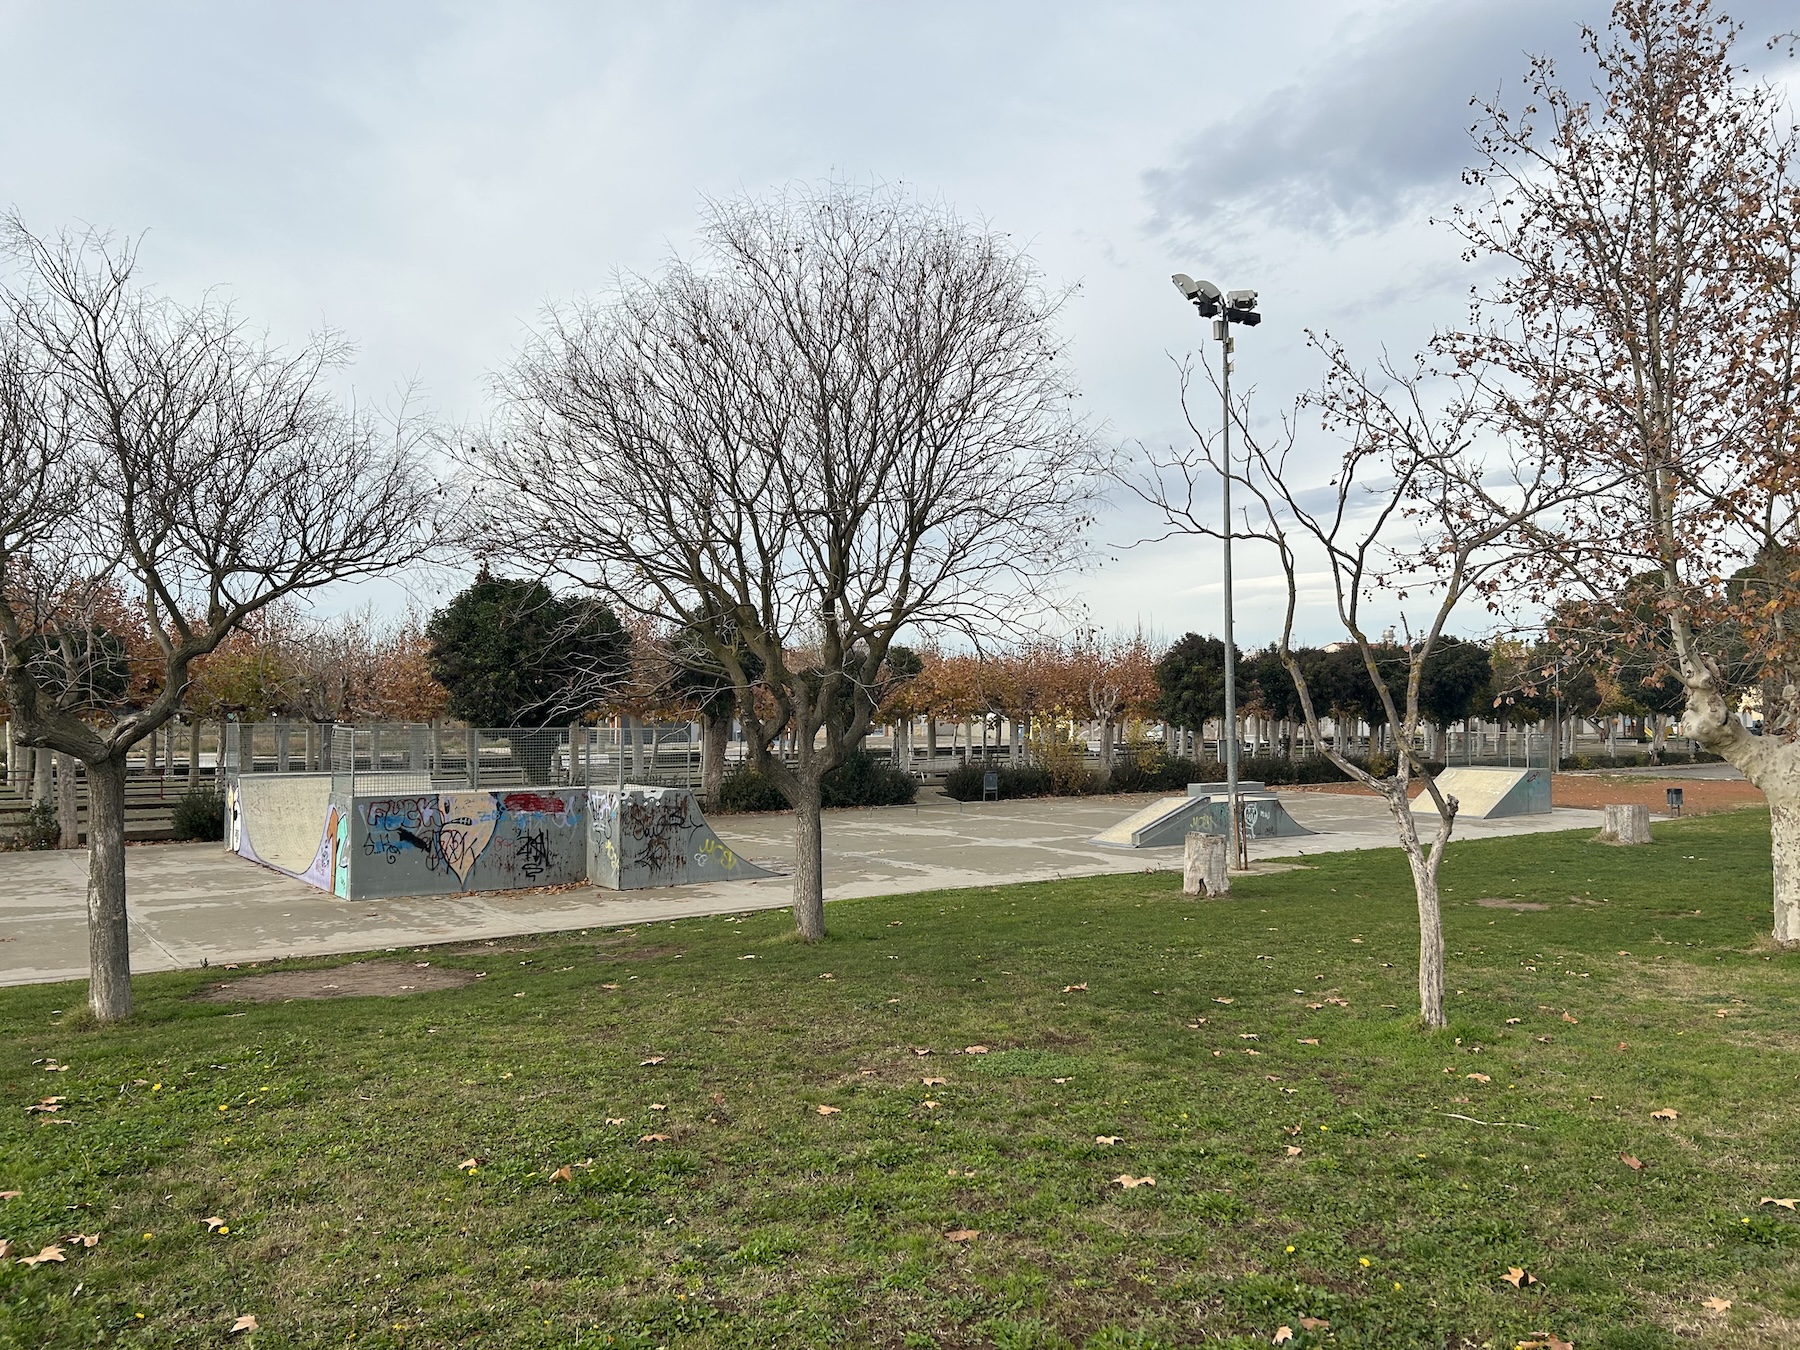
[1090,784,1315,849]
[1433,767,1551,819]
[590,786,774,889]
[229,774,335,876]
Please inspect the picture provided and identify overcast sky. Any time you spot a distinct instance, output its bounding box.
[2,1,1795,645]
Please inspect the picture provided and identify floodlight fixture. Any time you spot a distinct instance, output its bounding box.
[1171,273,1223,316]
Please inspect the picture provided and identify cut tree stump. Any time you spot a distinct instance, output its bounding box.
[1599,803,1652,845]
[1183,832,1230,897]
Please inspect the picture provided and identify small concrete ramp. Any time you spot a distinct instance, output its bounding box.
[1088,795,1201,849]
[1186,792,1316,840]
[1432,767,1551,819]
[231,774,335,876]
[1091,787,1316,849]
[589,786,774,889]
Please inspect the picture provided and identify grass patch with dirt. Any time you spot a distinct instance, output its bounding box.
[2,810,1798,1348]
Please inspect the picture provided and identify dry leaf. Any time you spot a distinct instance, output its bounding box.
[1502,1266,1538,1288]
[912,1048,932,1057]
[231,1314,259,1333]
[1053,1076,1072,1083]
[1467,1073,1492,1084]
[640,1056,666,1067]
[1759,1197,1798,1210]
[457,1157,484,1171]
[1285,1146,1303,1156]
[600,982,620,990]
[1096,1135,1121,1145]
[1063,983,1088,993]
[922,1100,940,1109]
[1299,1318,1330,1331]
[17,1244,65,1266]
[815,1105,841,1115]
[1561,1011,1578,1023]
[1273,1327,1294,1345]
[638,1133,671,1143]
[1505,1018,1522,1025]
[1213,996,1234,1004]
[923,1076,947,1086]
[67,1233,98,1248]
[964,1045,989,1055]
[205,1216,228,1232]
[0,1191,19,1200]
[1620,1152,1645,1171]
[649,1103,667,1111]
[1651,1108,1679,1121]
[1297,1038,1320,1045]
[1702,1296,1732,1312]
[1617,1041,1629,1051]
[0,1240,10,1259]
[550,1166,573,1183]
[604,1117,626,1126]
[1516,1339,1573,1350]
[945,1228,979,1242]
[1113,1174,1155,1189]
[23,1103,61,1114]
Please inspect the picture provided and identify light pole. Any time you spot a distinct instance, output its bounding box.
[1171,274,1261,870]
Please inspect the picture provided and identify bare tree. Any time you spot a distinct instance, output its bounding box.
[473,182,1103,939]
[0,219,441,1020]
[1132,341,1584,1027]
[1444,0,1800,942]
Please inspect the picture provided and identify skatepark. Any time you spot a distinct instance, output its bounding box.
[0,775,1616,986]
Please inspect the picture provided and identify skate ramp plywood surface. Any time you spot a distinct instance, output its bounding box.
[1434,767,1551,819]
[233,774,336,876]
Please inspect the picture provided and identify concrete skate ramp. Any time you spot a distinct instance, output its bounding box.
[1433,767,1551,819]
[232,774,335,875]
[590,786,774,889]
[1091,789,1316,849]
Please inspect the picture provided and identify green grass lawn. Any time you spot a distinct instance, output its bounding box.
[3,810,1799,1349]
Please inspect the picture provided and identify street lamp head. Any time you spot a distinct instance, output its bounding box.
[1225,289,1262,326]
[1171,273,1223,316]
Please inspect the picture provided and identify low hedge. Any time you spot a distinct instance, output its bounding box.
[172,788,227,842]
[715,751,918,814]
[944,753,1454,801]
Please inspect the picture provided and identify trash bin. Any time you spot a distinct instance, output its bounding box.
[1665,786,1684,817]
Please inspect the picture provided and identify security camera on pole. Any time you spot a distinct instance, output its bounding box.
[1169,273,1261,870]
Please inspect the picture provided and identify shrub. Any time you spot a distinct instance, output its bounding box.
[3,800,59,851]
[943,760,1067,801]
[172,788,227,842]
[715,751,918,813]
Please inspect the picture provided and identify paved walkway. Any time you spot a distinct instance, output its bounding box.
[0,791,1604,988]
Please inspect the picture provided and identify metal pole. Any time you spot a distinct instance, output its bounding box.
[1218,318,1243,871]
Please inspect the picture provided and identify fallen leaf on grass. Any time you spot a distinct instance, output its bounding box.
[1561,1011,1579,1024]
[65,1233,98,1248]
[457,1157,484,1171]
[550,1166,573,1183]
[604,1118,626,1126]
[0,1240,10,1258]
[1299,1318,1330,1331]
[1052,1076,1072,1083]
[1096,1135,1121,1145]
[600,983,620,990]
[1063,983,1088,993]
[1113,1174,1155,1189]
[1297,1038,1320,1046]
[0,1191,19,1200]
[921,1101,940,1110]
[1516,1338,1572,1350]
[1285,1146,1303,1156]
[1273,1327,1294,1344]
[1213,997,1233,1004]
[1505,1018,1521,1025]
[912,1048,932,1057]
[815,1105,841,1115]
[648,1103,667,1111]
[1760,1197,1798,1210]
[205,1217,228,1233]
[1702,1296,1732,1311]
[1467,1073,1492,1084]
[24,1098,64,1114]
[963,1045,989,1055]
[1620,1153,1645,1171]
[640,1056,666,1067]
[638,1133,671,1143]
[16,1244,64,1266]
[1651,1108,1679,1121]
[230,1314,259,1333]
[945,1228,979,1242]
[1502,1266,1539,1288]
[923,1076,947,1086]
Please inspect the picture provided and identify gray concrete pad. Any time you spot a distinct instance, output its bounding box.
[0,790,1603,988]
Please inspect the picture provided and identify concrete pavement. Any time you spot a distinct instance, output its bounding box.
[0,789,1604,987]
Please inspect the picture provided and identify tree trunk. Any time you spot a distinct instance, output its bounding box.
[85,755,132,1022]
[33,747,51,805]
[55,752,80,848]
[926,717,938,763]
[701,712,729,803]
[1382,786,1448,1028]
[792,785,825,942]
[188,719,202,783]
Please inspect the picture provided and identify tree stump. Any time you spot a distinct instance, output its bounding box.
[1600,803,1651,845]
[1184,832,1231,897]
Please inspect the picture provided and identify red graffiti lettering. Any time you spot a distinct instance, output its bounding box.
[500,792,567,815]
